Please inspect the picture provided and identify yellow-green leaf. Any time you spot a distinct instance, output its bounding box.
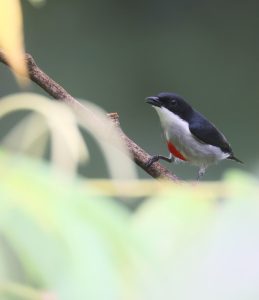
[0,0,28,83]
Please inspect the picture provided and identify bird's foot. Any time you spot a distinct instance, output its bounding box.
[197,167,206,181]
[146,154,173,168]
[146,155,160,168]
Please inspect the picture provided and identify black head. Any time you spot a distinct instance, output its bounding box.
[146,92,193,120]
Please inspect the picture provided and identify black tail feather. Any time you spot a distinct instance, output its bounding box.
[228,155,244,164]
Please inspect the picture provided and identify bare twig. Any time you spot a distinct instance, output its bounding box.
[0,50,178,181]
[108,113,178,180]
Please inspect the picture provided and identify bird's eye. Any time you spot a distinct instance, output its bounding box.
[171,99,177,105]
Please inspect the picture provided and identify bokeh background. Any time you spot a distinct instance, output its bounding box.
[0,0,258,180]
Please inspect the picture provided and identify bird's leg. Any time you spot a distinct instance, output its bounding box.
[146,153,174,168]
[197,166,206,181]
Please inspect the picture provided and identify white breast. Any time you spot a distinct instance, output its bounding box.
[154,107,229,167]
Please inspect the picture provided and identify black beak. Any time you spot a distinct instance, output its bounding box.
[145,96,161,107]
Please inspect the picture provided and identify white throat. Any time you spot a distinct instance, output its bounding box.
[154,106,189,138]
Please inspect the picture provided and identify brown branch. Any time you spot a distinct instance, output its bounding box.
[108,113,178,180]
[0,50,178,181]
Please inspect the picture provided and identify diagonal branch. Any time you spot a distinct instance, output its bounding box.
[108,113,178,180]
[0,50,178,181]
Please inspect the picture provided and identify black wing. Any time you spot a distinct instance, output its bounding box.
[189,111,232,154]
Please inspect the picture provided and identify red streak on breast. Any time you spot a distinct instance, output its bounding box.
[167,141,187,161]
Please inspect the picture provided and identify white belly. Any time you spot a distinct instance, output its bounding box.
[155,107,229,167]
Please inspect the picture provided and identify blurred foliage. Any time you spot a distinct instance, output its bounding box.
[0,150,140,300]
[0,0,27,82]
[133,172,259,299]
[0,93,136,180]
[0,150,259,299]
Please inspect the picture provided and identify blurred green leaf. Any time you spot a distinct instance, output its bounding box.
[1,148,259,300]
[132,171,259,300]
[0,150,141,300]
[0,93,137,181]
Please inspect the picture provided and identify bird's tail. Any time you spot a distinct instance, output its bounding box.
[228,154,244,164]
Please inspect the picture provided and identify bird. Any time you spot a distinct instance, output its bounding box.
[145,92,243,179]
